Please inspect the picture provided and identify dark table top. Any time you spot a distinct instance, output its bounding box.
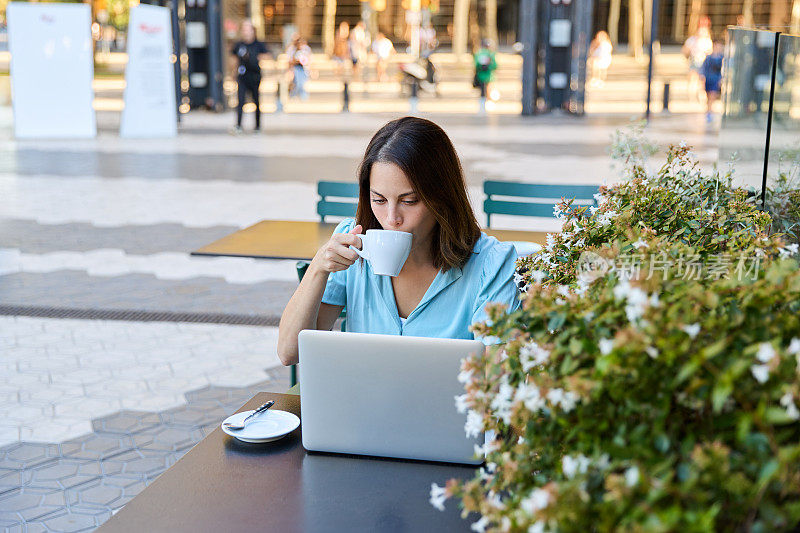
[97,392,477,532]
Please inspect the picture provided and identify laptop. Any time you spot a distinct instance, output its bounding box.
[298,330,485,465]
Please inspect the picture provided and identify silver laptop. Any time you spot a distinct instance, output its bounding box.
[298,330,484,465]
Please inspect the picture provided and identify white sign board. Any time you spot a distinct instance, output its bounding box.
[7,3,96,138]
[121,5,177,138]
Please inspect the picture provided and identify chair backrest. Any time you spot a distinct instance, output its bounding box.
[483,180,600,227]
[317,181,359,222]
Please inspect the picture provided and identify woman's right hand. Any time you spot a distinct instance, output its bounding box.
[311,224,363,273]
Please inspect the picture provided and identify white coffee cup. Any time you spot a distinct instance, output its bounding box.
[352,229,413,276]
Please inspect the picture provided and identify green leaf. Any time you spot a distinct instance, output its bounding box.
[655,434,670,453]
[711,382,733,413]
[763,407,795,425]
[755,459,779,492]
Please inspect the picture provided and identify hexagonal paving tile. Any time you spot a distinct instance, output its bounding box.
[61,433,133,461]
[73,481,124,507]
[0,443,61,470]
[100,449,171,480]
[0,487,71,521]
[26,458,103,491]
[91,411,162,435]
[131,427,203,453]
[159,404,228,429]
[42,509,99,532]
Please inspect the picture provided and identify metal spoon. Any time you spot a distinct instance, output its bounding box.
[222,400,276,431]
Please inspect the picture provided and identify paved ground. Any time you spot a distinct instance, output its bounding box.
[0,51,723,531]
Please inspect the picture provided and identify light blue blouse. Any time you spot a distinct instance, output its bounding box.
[321,219,521,342]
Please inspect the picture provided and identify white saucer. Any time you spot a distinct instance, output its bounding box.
[221,409,300,443]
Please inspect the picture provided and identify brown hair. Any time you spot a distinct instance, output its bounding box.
[355,117,481,271]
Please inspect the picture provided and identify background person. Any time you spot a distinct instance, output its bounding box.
[286,35,312,100]
[682,25,713,102]
[700,41,724,122]
[231,20,270,133]
[473,40,497,110]
[587,31,613,87]
[372,32,395,82]
[332,21,351,77]
[277,117,520,365]
[349,21,371,82]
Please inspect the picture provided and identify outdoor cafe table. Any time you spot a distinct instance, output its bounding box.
[191,220,548,260]
[97,392,477,532]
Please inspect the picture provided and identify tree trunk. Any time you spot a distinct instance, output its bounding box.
[485,0,498,46]
[687,0,702,37]
[322,0,336,56]
[643,0,651,48]
[453,0,470,59]
[628,0,644,59]
[608,0,620,44]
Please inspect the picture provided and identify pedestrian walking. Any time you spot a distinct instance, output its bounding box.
[700,41,724,122]
[587,31,613,87]
[473,39,497,113]
[286,35,312,100]
[682,25,713,102]
[349,21,371,82]
[372,32,395,82]
[231,20,271,134]
[332,21,351,77]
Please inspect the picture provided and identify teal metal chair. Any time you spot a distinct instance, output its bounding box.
[317,181,358,222]
[291,183,356,386]
[483,181,600,227]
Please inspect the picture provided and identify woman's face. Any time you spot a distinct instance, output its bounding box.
[369,162,437,244]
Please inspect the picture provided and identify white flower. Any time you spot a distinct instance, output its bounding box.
[593,192,608,205]
[560,391,579,412]
[455,394,470,414]
[528,522,546,533]
[515,382,546,412]
[751,364,770,384]
[557,285,571,297]
[598,338,614,355]
[574,238,586,248]
[596,210,619,227]
[632,239,649,249]
[624,466,640,487]
[520,341,550,371]
[520,488,551,515]
[681,323,701,339]
[470,516,490,533]
[487,491,505,510]
[490,377,515,424]
[464,410,483,438]
[679,140,687,148]
[645,346,659,359]
[546,233,557,251]
[546,387,564,406]
[562,454,591,479]
[457,368,474,384]
[531,270,547,284]
[429,483,447,511]
[589,206,600,216]
[787,338,800,355]
[756,343,776,363]
[584,311,595,323]
[779,244,799,258]
[780,393,800,420]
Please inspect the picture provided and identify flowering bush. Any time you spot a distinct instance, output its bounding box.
[431,144,800,531]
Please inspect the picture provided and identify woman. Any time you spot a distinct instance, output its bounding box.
[277,117,520,366]
[700,41,724,123]
[286,36,312,100]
